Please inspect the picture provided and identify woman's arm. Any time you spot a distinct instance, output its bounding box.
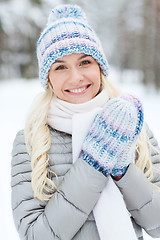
[114,124,160,238]
[11,130,108,240]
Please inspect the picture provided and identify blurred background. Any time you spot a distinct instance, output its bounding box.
[0,0,160,239]
[0,0,160,88]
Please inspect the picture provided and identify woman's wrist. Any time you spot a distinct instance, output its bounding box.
[111,174,125,181]
[111,166,129,181]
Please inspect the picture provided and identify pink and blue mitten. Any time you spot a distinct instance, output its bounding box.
[81,94,144,177]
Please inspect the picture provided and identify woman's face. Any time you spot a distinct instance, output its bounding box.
[48,53,101,104]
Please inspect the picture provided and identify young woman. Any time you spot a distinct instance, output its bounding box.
[11,4,160,240]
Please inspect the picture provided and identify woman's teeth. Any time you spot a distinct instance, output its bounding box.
[69,86,87,93]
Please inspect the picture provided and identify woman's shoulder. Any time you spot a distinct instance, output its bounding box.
[12,128,72,159]
[13,127,72,145]
[11,130,31,191]
[13,129,24,142]
[11,130,30,168]
[145,123,159,148]
[12,129,26,156]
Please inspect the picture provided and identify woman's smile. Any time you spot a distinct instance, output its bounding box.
[65,84,91,94]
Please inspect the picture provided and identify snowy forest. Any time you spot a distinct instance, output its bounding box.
[0,0,160,88]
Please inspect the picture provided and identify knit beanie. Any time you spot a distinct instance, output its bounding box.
[37,4,109,90]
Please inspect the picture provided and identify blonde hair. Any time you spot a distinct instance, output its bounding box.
[24,87,57,201]
[25,75,156,201]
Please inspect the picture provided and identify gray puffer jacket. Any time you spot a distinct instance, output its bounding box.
[11,124,160,240]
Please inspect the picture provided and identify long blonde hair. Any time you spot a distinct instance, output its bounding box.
[25,75,155,201]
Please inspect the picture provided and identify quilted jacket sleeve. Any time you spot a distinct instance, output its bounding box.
[115,124,160,238]
[11,130,108,240]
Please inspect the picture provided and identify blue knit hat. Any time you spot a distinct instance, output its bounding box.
[37,4,109,90]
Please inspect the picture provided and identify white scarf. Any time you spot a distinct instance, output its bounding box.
[47,90,137,240]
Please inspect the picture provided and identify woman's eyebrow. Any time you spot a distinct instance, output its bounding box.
[54,59,65,63]
[79,54,90,60]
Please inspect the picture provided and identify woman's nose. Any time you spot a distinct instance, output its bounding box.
[69,67,84,83]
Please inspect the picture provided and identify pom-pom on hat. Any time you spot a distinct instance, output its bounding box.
[37,4,109,90]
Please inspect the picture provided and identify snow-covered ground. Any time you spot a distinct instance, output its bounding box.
[0,72,160,239]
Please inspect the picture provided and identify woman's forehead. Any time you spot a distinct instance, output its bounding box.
[56,53,92,61]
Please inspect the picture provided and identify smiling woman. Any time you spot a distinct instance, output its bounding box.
[11,4,160,240]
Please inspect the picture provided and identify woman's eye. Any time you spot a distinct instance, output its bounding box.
[55,65,66,70]
[80,60,91,66]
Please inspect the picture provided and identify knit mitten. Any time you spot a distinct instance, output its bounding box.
[111,95,144,177]
[81,94,144,177]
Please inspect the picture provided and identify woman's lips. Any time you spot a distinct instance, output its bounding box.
[65,84,91,94]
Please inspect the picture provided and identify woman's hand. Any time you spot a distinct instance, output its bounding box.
[81,94,144,177]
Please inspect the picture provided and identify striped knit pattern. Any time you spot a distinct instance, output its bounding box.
[37,5,109,90]
[81,94,144,177]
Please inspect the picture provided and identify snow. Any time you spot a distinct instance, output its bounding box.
[0,74,160,240]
